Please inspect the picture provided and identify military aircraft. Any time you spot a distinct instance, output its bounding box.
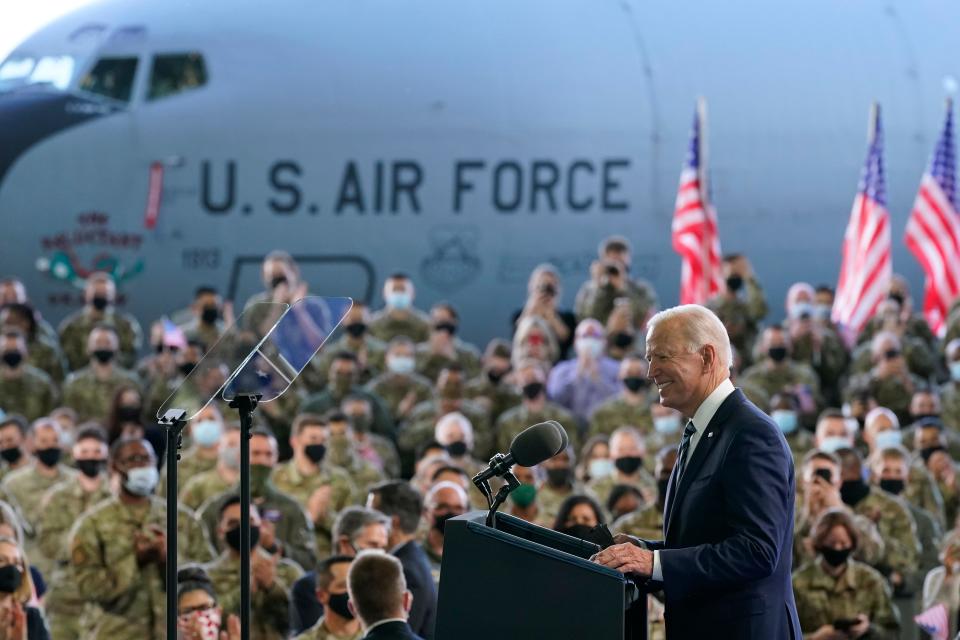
[0,0,957,345]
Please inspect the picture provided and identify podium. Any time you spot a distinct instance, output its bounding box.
[435,511,647,640]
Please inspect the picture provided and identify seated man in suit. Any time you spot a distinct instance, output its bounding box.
[593,304,801,639]
[347,551,423,640]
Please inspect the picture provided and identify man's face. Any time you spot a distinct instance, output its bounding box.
[329,359,357,384]
[85,279,114,308]
[875,457,908,482]
[762,329,788,358]
[33,425,60,450]
[916,427,945,452]
[0,282,26,305]
[351,523,389,554]
[428,487,468,525]
[604,248,631,271]
[87,329,118,359]
[863,413,895,447]
[431,307,457,332]
[327,421,350,439]
[0,335,25,369]
[343,305,368,326]
[249,435,277,467]
[387,342,414,361]
[112,441,155,476]
[0,426,23,451]
[436,420,466,447]
[194,292,221,318]
[262,259,295,290]
[318,562,350,605]
[73,437,107,462]
[295,425,326,451]
[872,335,901,364]
[610,434,643,460]
[646,320,713,417]
[815,418,850,447]
[910,393,940,417]
[542,451,570,471]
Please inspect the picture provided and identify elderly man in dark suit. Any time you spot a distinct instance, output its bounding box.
[594,304,801,639]
[347,552,423,640]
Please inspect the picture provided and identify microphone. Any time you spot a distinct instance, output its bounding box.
[473,421,568,487]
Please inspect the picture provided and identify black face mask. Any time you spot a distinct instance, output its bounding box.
[201,306,220,325]
[433,512,458,535]
[487,369,508,385]
[1,351,22,368]
[921,445,947,463]
[818,546,852,568]
[768,346,788,362]
[840,479,870,506]
[878,478,905,495]
[270,275,288,290]
[434,322,458,336]
[0,565,22,594]
[521,382,544,400]
[225,524,261,552]
[612,332,634,349]
[622,377,646,393]
[304,443,326,464]
[92,349,115,364]
[545,467,572,488]
[445,441,468,458]
[558,524,595,540]
[117,405,142,423]
[91,296,110,311]
[889,292,905,306]
[179,362,197,377]
[36,448,61,468]
[344,323,367,338]
[614,456,644,475]
[0,447,22,465]
[726,275,744,292]
[76,458,106,478]
[326,591,355,621]
[657,478,671,503]
[884,349,901,360]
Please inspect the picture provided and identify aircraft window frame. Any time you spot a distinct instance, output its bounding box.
[0,55,75,91]
[147,52,207,101]
[79,55,139,103]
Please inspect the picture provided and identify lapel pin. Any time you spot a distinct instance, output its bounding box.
[707,432,714,438]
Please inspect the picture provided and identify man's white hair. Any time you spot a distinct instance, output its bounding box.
[435,412,474,450]
[864,406,899,431]
[646,305,733,368]
[426,480,469,509]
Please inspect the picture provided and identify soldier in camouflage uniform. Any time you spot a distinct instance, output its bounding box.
[705,255,768,368]
[783,282,850,406]
[940,339,960,430]
[611,447,676,540]
[365,337,434,423]
[62,325,142,423]
[767,392,814,469]
[326,414,386,496]
[342,394,402,479]
[586,427,656,509]
[0,415,31,483]
[587,355,655,440]
[414,303,482,382]
[58,272,143,371]
[740,326,822,427]
[792,509,900,639]
[463,339,522,424]
[848,297,937,380]
[368,274,432,343]
[858,276,936,351]
[294,556,363,640]
[301,351,395,440]
[271,414,358,558]
[302,303,387,392]
[0,278,58,345]
[68,438,214,640]
[574,236,658,329]
[845,331,926,425]
[433,412,487,479]
[534,446,589,528]
[179,424,241,511]
[0,328,58,421]
[0,303,66,383]
[495,360,577,455]
[926,447,960,529]
[178,286,227,351]
[239,250,308,336]
[37,425,111,640]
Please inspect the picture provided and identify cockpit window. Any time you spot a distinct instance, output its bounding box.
[79,56,138,102]
[148,53,207,101]
[0,55,74,91]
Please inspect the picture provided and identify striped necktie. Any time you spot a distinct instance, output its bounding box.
[674,420,698,481]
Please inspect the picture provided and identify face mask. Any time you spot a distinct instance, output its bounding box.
[91,295,110,311]
[657,478,671,503]
[200,306,220,325]
[36,447,61,468]
[889,292,905,306]
[445,441,468,458]
[879,478,905,495]
[510,483,536,508]
[270,275,288,290]
[250,464,272,496]
[819,546,852,568]
[589,459,614,480]
[950,362,960,382]
[883,349,900,360]
[124,465,160,496]
[921,445,947,463]
[767,346,788,363]
[874,430,901,450]
[726,275,743,292]
[1,351,22,368]
[192,420,222,447]
[432,512,458,535]
[180,609,222,640]
[179,362,197,377]
[0,565,22,594]
[304,443,326,464]
[225,524,261,552]
[813,304,832,320]
[840,479,870,506]
[487,369,508,385]
[0,447,22,465]
[76,458,106,479]
[575,337,605,359]
[818,436,850,454]
[622,377,646,393]
[772,410,798,434]
[434,322,458,336]
[790,302,813,320]
[327,591,355,621]
[545,467,572,488]
[344,323,367,338]
[614,456,644,475]
[521,382,544,401]
[117,405,142,423]
[558,524,595,540]
[385,290,412,310]
[611,332,634,349]
[92,349,115,364]
[387,355,415,374]
[219,445,241,470]
[654,415,681,434]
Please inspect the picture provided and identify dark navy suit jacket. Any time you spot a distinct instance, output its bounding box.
[644,389,801,639]
[393,540,437,640]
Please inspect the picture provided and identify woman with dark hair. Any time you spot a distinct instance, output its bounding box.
[0,303,64,383]
[576,435,610,485]
[552,494,604,539]
[106,386,165,463]
[177,565,239,640]
[0,535,49,639]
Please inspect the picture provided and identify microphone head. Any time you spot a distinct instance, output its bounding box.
[509,421,568,467]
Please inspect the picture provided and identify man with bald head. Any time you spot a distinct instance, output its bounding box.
[422,480,468,587]
[593,304,800,639]
[586,426,655,507]
[62,324,141,422]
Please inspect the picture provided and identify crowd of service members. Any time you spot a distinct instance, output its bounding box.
[3,237,960,639]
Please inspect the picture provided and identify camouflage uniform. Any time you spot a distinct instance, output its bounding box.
[398,398,492,460]
[587,394,655,440]
[705,279,768,367]
[858,313,936,350]
[586,470,656,512]
[784,429,815,470]
[364,372,434,422]
[179,468,232,512]
[204,548,303,640]
[239,292,289,337]
[294,617,363,640]
[905,459,946,528]
[62,366,141,423]
[354,433,401,479]
[850,486,921,579]
[326,436,385,497]
[574,278,658,328]
[940,381,960,431]
[534,481,588,529]
[793,506,885,569]
[936,474,960,530]
[180,318,226,351]
[844,372,926,425]
[271,459,358,558]
[463,375,522,424]
[739,360,821,409]
[849,335,936,380]
[301,334,387,392]
[26,336,66,384]
[37,478,112,640]
[300,387,395,440]
[174,447,219,489]
[611,504,664,541]
[68,495,215,640]
[368,308,432,343]
[494,402,578,456]
[0,365,59,421]
[58,309,143,371]
[414,340,482,382]
[792,558,900,638]
[788,328,849,406]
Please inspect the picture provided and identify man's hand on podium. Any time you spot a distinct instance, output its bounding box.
[591,535,653,577]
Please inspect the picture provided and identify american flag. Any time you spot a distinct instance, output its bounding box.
[905,99,959,337]
[832,103,892,335]
[672,98,723,305]
[914,602,949,640]
[161,317,187,350]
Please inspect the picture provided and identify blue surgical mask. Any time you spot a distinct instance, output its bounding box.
[654,415,681,434]
[874,429,902,450]
[387,355,415,374]
[588,459,614,479]
[819,436,851,454]
[790,303,813,320]
[385,290,412,310]
[772,410,798,434]
[813,304,832,320]
[192,419,222,448]
[575,337,605,359]
[950,361,960,382]
[124,465,160,496]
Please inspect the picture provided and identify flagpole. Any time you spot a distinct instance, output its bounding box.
[868,101,879,144]
[697,96,710,301]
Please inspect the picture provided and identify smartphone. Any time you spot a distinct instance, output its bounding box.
[833,618,859,632]
[813,468,832,483]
